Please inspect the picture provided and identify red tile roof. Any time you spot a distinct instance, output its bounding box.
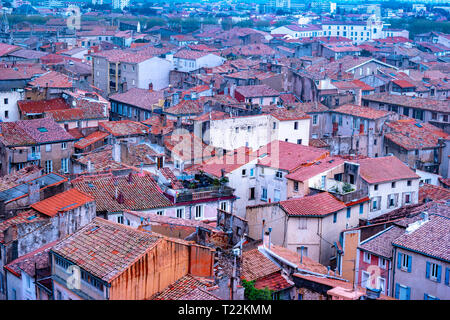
[286,156,345,182]
[332,104,390,120]
[280,192,347,216]
[31,188,94,217]
[392,214,450,262]
[235,84,280,98]
[254,272,293,292]
[151,274,219,300]
[419,184,450,203]
[242,248,281,281]
[51,218,162,283]
[385,119,449,151]
[358,225,405,259]
[0,117,76,146]
[356,156,419,184]
[269,107,310,121]
[0,43,20,56]
[28,71,72,88]
[0,210,47,244]
[4,241,57,278]
[362,93,450,113]
[99,120,150,137]
[257,140,329,172]
[164,99,203,115]
[72,172,172,212]
[173,50,213,60]
[74,131,109,150]
[109,88,164,111]
[18,98,70,115]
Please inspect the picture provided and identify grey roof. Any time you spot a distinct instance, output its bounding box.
[358,225,405,259]
[0,173,66,203]
[392,214,450,262]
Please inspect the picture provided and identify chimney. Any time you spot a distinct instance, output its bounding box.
[112,141,121,163]
[148,82,153,92]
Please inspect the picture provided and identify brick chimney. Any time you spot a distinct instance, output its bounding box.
[148,82,153,92]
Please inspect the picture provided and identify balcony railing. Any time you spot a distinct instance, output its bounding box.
[27,152,41,161]
[311,179,366,203]
[175,186,234,203]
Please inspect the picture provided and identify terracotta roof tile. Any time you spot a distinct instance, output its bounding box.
[280,192,347,216]
[151,274,218,300]
[31,188,94,217]
[74,131,109,150]
[235,84,280,98]
[99,120,150,137]
[392,214,450,262]
[109,88,164,111]
[242,248,281,281]
[332,104,391,120]
[286,157,345,182]
[419,184,450,203]
[18,98,70,115]
[356,156,420,184]
[254,272,293,292]
[359,225,405,258]
[52,218,162,282]
[385,119,449,151]
[72,172,172,212]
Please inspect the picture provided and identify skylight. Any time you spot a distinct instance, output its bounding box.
[37,127,48,133]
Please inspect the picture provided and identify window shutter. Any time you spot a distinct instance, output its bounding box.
[394,283,400,299]
[407,255,412,273]
[426,261,430,279]
[437,265,442,283]
[445,268,450,286]
[397,252,402,269]
[406,287,411,300]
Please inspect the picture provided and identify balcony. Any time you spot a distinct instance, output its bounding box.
[27,152,41,161]
[175,185,234,203]
[311,179,366,203]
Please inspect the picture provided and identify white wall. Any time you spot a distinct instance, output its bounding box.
[138,57,171,91]
[0,90,25,122]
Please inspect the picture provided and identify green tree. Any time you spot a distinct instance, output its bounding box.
[241,279,273,300]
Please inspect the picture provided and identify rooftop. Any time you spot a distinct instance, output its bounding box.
[280,192,347,217]
[356,156,419,184]
[30,188,94,217]
[51,218,162,283]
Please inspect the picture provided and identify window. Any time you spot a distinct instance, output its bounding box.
[361,271,370,288]
[426,262,441,282]
[272,122,276,130]
[44,160,53,174]
[275,171,282,179]
[261,188,267,201]
[4,98,8,104]
[45,144,52,152]
[359,203,364,215]
[379,258,387,269]
[294,181,299,192]
[372,199,378,211]
[333,212,337,223]
[424,293,439,300]
[235,127,239,133]
[404,193,411,204]
[249,187,255,200]
[117,216,124,224]
[346,207,351,219]
[297,139,302,144]
[297,246,308,257]
[220,201,228,212]
[374,184,378,191]
[391,182,396,188]
[363,252,371,263]
[274,189,280,202]
[298,218,307,230]
[378,277,386,294]
[4,110,8,119]
[398,253,411,272]
[312,115,318,125]
[61,158,69,173]
[195,205,203,219]
[249,168,255,177]
[176,208,184,218]
[294,122,298,130]
[156,210,164,216]
[388,194,397,208]
[242,169,246,177]
[407,180,412,186]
